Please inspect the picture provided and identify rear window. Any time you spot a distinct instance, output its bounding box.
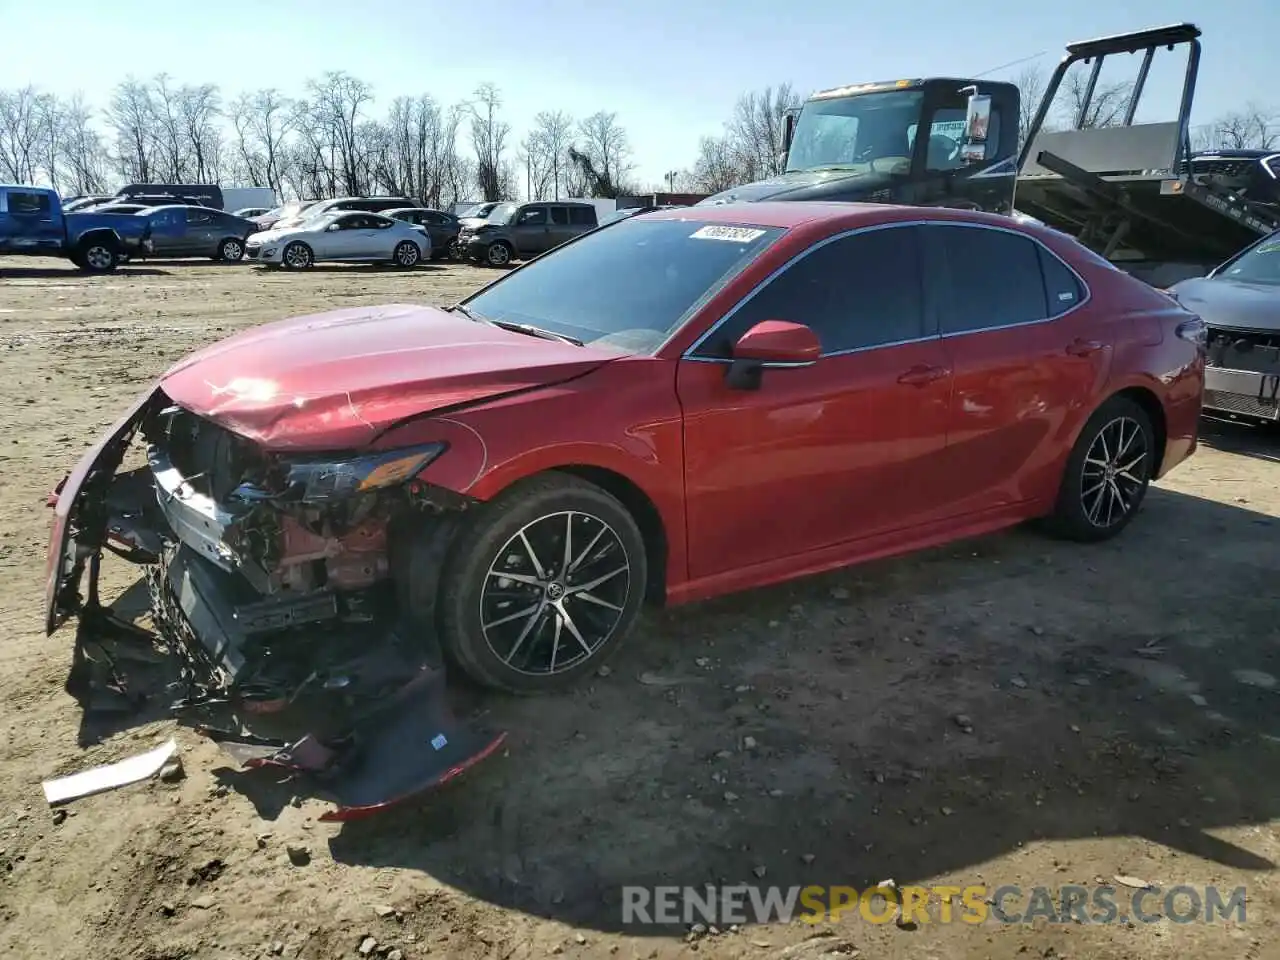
[461,218,783,354]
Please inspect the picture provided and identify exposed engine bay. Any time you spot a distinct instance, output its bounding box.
[49,388,505,820]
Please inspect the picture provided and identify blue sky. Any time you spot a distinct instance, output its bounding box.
[0,0,1274,185]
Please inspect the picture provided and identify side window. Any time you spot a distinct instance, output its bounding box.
[934,225,1048,334]
[6,190,53,217]
[187,209,213,225]
[369,216,393,229]
[569,206,597,226]
[334,215,360,230]
[516,206,547,226]
[702,226,925,358]
[1038,246,1085,317]
[910,106,1004,170]
[549,206,570,226]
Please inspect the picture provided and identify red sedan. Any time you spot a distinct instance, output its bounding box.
[47,201,1205,703]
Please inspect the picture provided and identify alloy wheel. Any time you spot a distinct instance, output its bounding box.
[487,244,510,266]
[285,244,310,268]
[222,239,243,260]
[480,510,631,676]
[85,245,113,270]
[396,242,419,266]
[1080,415,1149,529]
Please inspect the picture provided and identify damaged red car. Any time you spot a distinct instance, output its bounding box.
[44,202,1205,818]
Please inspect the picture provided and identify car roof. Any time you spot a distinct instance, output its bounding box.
[638,201,1033,232]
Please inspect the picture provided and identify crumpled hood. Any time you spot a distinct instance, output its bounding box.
[246,226,293,243]
[160,303,617,450]
[699,168,891,205]
[1169,276,1280,334]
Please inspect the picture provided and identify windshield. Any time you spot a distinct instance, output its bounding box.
[786,90,925,173]
[484,202,517,224]
[460,218,783,354]
[1216,235,1280,285]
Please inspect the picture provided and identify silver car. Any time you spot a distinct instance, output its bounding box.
[244,211,432,268]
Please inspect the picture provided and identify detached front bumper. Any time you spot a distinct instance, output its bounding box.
[1204,366,1280,421]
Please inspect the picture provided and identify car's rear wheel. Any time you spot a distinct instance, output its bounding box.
[437,473,648,693]
[393,240,421,268]
[282,241,313,269]
[446,237,462,260]
[216,237,244,261]
[1044,395,1155,542]
[485,241,513,267]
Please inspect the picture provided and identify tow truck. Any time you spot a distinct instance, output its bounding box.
[701,22,1277,285]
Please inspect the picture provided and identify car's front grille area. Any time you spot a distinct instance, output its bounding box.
[245,247,260,260]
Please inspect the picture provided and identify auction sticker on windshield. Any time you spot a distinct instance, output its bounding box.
[691,225,767,242]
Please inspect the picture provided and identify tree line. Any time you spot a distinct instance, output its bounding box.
[1,67,1277,206]
[0,74,640,207]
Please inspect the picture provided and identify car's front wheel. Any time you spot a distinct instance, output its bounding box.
[438,473,648,693]
[1045,394,1156,542]
[485,241,513,267]
[282,241,313,269]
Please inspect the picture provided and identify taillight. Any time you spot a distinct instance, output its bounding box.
[1175,316,1207,350]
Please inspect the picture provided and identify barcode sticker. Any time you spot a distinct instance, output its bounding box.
[690,225,766,242]
[431,733,448,750]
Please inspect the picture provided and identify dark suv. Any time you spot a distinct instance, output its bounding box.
[459,200,598,266]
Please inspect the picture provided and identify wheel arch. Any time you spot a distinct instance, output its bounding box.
[1108,385,1168,475]
[74,228,120,249]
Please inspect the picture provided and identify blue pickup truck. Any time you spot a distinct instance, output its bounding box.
[0,184,152,272]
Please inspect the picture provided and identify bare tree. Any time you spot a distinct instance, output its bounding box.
[1058,70,1134,130]
[727,85,801,181]
[573,111,632,197]
[1210,104,1280,151]
[1012,65,1048,147]
[179,83,222,182]
[60,94,109,194]
[468,83,511,201]
[0,86,44,184]
[305,72,374,195]
[105,77,157,182]
[688,135,742,193]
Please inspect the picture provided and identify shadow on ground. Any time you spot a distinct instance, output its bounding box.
[0,265,170,279]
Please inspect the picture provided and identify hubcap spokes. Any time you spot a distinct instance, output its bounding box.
[481,511,631,676]
[1081,416,1148,528]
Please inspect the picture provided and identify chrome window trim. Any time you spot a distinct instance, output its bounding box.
[678,218,1093,364]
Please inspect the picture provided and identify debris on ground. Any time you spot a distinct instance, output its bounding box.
[42,737,177,805]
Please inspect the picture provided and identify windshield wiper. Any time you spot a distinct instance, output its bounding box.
[450,303,486,323]
[490,319,584,347]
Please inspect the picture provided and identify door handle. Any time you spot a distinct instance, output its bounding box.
[897,364,949,386]
[1066,338,1104,357]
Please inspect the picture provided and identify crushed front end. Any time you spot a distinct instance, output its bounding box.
[45,388,505,820]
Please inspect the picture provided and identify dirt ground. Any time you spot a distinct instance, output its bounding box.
[1,256,1279,960]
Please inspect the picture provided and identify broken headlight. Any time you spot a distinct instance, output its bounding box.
[273,442,447,503]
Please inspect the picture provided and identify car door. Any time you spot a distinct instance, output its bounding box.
[0,188,62,254]
[422,211,456,250]
[314,214,360,258]
[511,204,552,256]
[182,207,217,255]
[147,209,184,255]
[927,222,1111,514]
[364,215,398,257]
[547,205,578,248]
[677,223,955,580]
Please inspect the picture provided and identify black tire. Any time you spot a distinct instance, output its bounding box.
[392,240,421,268]
[447,237,462,261]
[76,237,119,273]
[438,472,648,693]
[282,241,313,269]
[1043,395,1156,542]
[485,241,513,267]
[216,237,245,261]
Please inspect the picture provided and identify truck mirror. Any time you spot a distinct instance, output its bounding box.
[783,111,796,155]
[961,93,992,164]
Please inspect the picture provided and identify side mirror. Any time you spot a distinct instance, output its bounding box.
[726,320,820,390]
[326,223,341,232]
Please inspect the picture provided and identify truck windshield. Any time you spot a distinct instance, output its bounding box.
[786,90,925,173]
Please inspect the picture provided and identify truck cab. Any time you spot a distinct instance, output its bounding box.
[0,185,152,272]
[700,77,1020,213]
